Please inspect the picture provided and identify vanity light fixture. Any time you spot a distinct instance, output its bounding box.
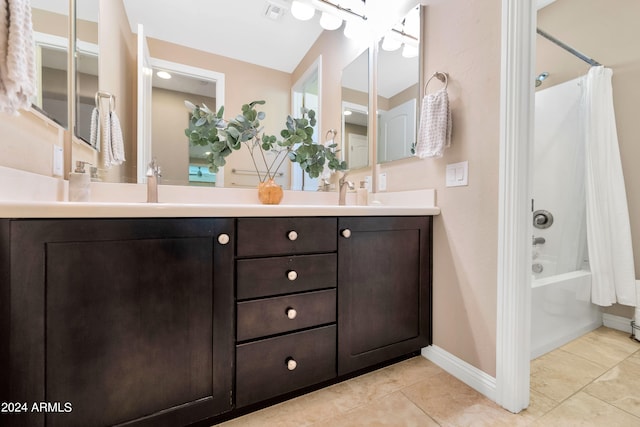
[291,0,315,20]
[381,30,402,51]
[401,42,419,58]
[156,70,172,79]
[319,11,342,30]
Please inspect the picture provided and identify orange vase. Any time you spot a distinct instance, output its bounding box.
[258,179,283,205]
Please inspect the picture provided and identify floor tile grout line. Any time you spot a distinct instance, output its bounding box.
[399,387,443,426]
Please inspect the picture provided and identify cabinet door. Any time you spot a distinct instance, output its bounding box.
[337,216,432,375]
[4,218,234,427]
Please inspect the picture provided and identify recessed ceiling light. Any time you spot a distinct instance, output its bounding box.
[156,71,172,79]
[343,110,352,116]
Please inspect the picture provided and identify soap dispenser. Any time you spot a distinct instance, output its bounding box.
[69,161,91,202]
[357,181,368,206]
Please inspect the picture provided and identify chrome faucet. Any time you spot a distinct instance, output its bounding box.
[338,172,354,206]
[146,159,161,203]
[532,236,546,245]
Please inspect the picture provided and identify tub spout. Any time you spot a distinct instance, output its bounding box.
[532,236,546,245]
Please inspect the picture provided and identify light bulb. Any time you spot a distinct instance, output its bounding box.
[402,43,419,58]
[319,11,342,30]
[156,70,172,79]
[291,1,315,21]
[381,32,402,51]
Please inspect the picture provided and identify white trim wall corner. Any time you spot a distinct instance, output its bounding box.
[496,0,536,414]
[422,346,497,401]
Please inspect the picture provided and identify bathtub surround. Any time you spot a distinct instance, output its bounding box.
[584,66,636,308]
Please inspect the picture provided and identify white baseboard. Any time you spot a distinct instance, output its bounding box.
[602,313,632,333]
[421,345,496,402]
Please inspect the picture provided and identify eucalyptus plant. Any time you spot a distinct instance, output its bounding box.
[185,100,346,182]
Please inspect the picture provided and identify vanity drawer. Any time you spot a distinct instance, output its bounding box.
[237,289,336,341]
[237,253,337,300]
[236,217,337,257]
[236,325,336,407]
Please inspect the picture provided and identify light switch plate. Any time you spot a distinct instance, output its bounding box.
[378,173,387,191]
[445,161,468,187]
[52,145,64,176]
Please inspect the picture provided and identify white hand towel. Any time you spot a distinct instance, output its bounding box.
[0,0,36,114]
[109,111,125,165]
[319,137,334,182]
[102,109,112,168]
[89,107,100,150]
[415,88,452,158]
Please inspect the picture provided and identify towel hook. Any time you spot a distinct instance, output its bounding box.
[325,129,337,142]
[424,71,448,95]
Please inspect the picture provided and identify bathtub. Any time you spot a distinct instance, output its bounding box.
[531,269,602,359]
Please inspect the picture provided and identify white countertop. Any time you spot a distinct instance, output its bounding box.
[0,168,440,218]
[0,201,440,218]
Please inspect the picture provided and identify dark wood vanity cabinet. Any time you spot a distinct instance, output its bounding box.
[1,215,432,426]
[0,218,234,427]
[234,217,338,407]
[337,216,432,375]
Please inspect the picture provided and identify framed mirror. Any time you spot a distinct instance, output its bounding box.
[31,0,69,128]
[70,1,421,186]
[75,0,99,146]
[341,48,370,170]
[376,5,421,163]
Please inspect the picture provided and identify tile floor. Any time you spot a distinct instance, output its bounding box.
[214,327,640,426]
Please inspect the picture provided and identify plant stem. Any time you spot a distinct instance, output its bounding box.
[244,140,263,182]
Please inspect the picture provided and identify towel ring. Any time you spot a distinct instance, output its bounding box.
[424,72,448,95]
[325,129,337,141]
[94,91,116,112]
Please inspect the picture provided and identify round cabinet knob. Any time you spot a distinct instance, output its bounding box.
[286,357,297,371]
[286,307,297,320]
[341,228,352,238]
[217,234,230,245]
[287,230,298,241]
[287,270,298,281]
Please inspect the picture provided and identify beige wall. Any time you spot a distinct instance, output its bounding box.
[537,0,640,318]
[380,0,502,376]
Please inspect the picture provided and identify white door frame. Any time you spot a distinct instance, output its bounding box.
[495,0,536,413]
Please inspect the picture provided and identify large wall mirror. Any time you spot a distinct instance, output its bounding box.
[75,0,99,146]
[376,5,421,163]
[31,0,69,128]
[342,49,370,170]
[70,0,422,188]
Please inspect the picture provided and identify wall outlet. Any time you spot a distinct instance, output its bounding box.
[52,145,64,176]
[364,176,372,192]
[378,173,387,191]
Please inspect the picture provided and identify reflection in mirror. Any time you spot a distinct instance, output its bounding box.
[149,61,220,186]
[376,5,421,163]
[341,48,369,170]
[75,0,99,146]
[31,0,69,127]
[291,58,320,191]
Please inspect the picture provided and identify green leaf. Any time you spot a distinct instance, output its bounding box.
[184,100,196,111]
[195,117,207,127]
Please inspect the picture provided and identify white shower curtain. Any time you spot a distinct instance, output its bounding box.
[583,66,636,307]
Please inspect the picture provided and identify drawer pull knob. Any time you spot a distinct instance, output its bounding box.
[217,234,230,245]
[341,228,352,238]
[287,230,298,241]
[286,307,297,319]
[287,270,298,281]
[286,357,297,371]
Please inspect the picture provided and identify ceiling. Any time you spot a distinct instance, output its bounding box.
[121,0,325,74]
